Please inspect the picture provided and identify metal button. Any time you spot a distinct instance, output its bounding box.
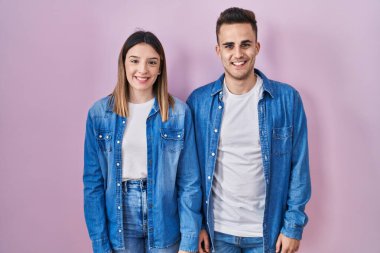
[117,183,120,187]
[218,105,222,109]
[122,121,126,124]
[177,135,181,138]
[211,152,215,156]
[116,163,120,166]
[117,140,120,144]
[164,134,168,137]
[208,176,211,180]
[118,206,121,210]
[99,135,102,138]
[214,129,218,133]
[119,229,122,233]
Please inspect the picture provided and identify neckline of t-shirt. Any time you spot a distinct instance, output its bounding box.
[128,97,155,108]
[223,75,263,100]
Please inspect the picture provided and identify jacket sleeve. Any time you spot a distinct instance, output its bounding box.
[176,106,203,252]
[280,91,312,240]
[83,111,112,253]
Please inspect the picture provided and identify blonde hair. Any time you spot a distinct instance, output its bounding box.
[111,31,174,121]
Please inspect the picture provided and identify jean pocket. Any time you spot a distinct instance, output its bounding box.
[272,126,292,155]
[160,128,184,153]
[96,130,113,152]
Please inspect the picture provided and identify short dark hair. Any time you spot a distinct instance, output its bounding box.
[216,7,258,43]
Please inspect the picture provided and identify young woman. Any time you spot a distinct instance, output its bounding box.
[83,31,202,253]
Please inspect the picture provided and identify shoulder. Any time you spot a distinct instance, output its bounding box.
[171,96,190,115]
[266,78,301,100]
[187,81,214,102]
[87,96,112,118]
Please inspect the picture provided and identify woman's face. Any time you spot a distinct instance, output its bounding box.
[125,43,161,99]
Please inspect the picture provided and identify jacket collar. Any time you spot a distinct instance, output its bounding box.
[106,95,160,117]
[211,68,274,98]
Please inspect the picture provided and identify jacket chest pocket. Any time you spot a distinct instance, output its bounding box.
[96,130,113,152]
[160,128,184,153]
[272,126,292,156]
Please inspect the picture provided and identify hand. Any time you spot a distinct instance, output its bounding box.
[275,233,300,253]
[178,251,190,253]
[198,229,210,253]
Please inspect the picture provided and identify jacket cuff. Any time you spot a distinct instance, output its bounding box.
[92,237,112,253]
[179,234,199,253]
[280,221,304,240]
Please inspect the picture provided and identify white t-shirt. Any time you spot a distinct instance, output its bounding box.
[212,75,266,237]
[122,98,154,180]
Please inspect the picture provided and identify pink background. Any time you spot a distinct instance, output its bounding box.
[1,1,379,252]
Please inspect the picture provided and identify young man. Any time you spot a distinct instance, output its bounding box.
[187,7,311,253]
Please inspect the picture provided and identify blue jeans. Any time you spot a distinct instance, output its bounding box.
[114,179,180,253]
[213,231,263,253]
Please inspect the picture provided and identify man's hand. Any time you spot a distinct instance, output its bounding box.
[198,229,210,253]
[276,233,300,253]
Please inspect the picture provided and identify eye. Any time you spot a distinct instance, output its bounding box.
[130,59,138,64]
[241,43,251,48]
[148,60,158,65]
[224,44,233,49]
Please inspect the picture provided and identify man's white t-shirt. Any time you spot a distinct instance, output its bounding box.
[212,76,266,237]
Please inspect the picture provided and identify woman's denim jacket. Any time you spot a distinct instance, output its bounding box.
[186,69,311,253]
[83,96,202,253]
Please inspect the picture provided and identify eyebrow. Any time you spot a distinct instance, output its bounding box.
[221,40,253,46]
[129,56,159,60]
[222,42,234,47]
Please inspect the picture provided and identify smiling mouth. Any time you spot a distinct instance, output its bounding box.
[135,76,150,81]
[231,61,247,66]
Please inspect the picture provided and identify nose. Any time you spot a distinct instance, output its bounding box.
[137,62,148,74]
[234,47,243,58]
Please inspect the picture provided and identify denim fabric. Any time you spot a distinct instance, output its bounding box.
[83,96,202,253]
[214,232,263,253]
[187,69,311,253]
[113,179,180,253]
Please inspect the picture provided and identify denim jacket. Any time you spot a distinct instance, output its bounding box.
[83,96,202,253]
[186,69,311,253]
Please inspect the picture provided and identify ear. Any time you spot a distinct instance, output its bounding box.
[255,42,261,55]
[215,44,221,57]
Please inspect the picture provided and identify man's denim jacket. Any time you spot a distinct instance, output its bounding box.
[186,69,311,253]
[83,96,202,253]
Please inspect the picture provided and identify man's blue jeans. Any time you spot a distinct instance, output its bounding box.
[214,231,263,253]
[114,179,179,253]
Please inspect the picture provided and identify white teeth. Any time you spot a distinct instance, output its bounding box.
[136,77,148,81]
[232,61,245,66]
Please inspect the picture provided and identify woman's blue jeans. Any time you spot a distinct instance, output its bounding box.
[114,179,179,253]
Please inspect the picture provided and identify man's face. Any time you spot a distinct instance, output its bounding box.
[216,23,260,83]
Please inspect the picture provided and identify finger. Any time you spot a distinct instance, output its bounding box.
[276,235,282,253]
[198,239,206,253]
[204,235,210,252]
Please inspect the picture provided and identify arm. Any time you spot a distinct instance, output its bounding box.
[83,111,112,253]
[176,106,203,253]
[280,91,311,240]
[186,95,211,253]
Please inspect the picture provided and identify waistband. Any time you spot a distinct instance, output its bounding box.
[122,178,147,189]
